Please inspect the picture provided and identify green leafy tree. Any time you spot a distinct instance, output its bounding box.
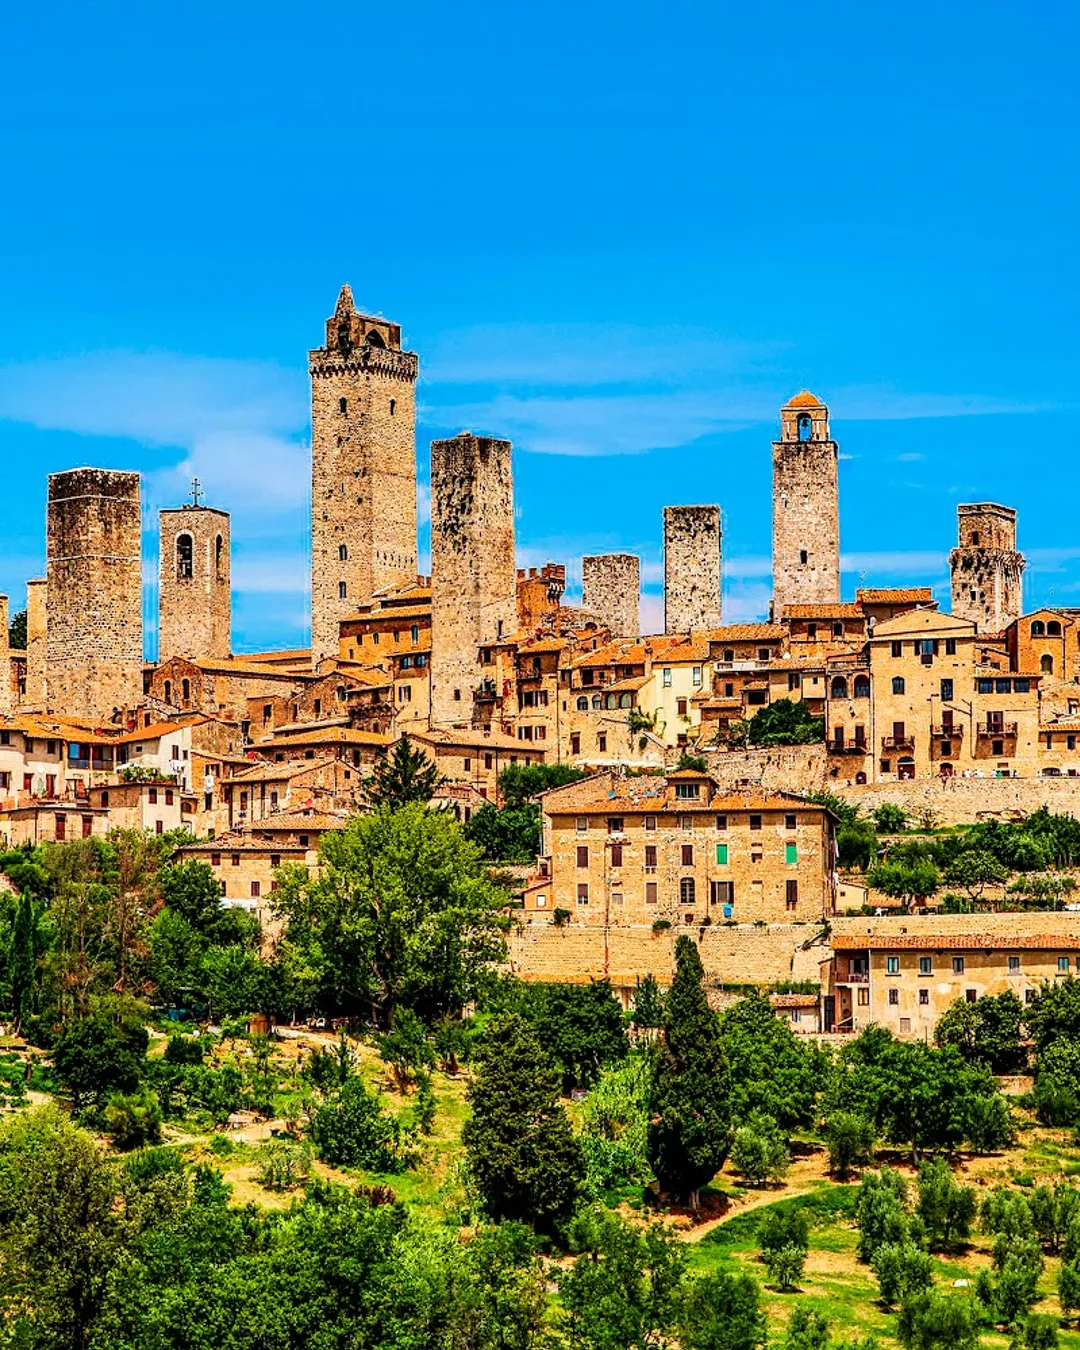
[838,818,879,871]
[274,803,509,1024]
[746,699,824,747]
[364,734,443,809]
[731,1112,789,1187]
[557,1208,688,1349]
[1025,977,1080,1054]
[871,1242,934,1307]
[935,990,1026,1073]
[680,1269,767,1350]
[103,1087,163,1149]
[579,1054,652,1195]
[721,989,821,1130]
[873,804,909,833]
[982,1186,1034,1239]
[916,1157,977,1253]
[462,1014,584,1237]
[759,1205,810,1285]
[442,1220,549,1350]
[497,762,586,808]
[529,979,628,1090]
[630,974,665,1029]
[1016,1315,1059,1350]
[51,1013,148,1110]
[1029,1182,1080,1255]
[966,1094,1014,1153]
[8,607,26,649]
[824,1111,875,1179]
[463,802,542,863]
[897,1290,981,1350]
[865,860,941,908]
[986,1236,1044,1323]
[945,849,1009,900]
[1058,1259,1080,1318]
[309,1076,403,1171]
[377,1005,435,1090]
[648,937,730,1206]
[785,1307,832,1350]
[765,1243,806,1292]
[855,1167,911,1264]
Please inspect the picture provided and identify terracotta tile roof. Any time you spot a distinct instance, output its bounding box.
[269,725,391,746]
[786,389,824,408]
[114,718,207,743]
[770,993,819,1008]
[517,637,569,655]
[856,588,935,605]
[703,624,786,643]
[833,933,1080,952]
[249,809,349,832]
[195,657,315,679]
[782,603,864,620]
[539,770,826,816]
[227,758,342,783]
[412,726,530,752]
[1043,719,1080,732]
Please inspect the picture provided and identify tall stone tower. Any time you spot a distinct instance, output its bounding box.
[46,468,143,721]
[772,391,840,612]
[582,554,641,637]
[663,505,722,633]
[158,498,231,662]
[949,503,1025,633]
[309,285,419,669]
[25,579,47,708]
[430,433,516,726]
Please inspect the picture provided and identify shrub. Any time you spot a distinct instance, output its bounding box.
[731,1112,788,1187]
[759,1205,809,1267]
[856,1167,910,1264]
[765,1243,806,1292]
[163,1034,204,1066]
[873,804,909,834]
[916,1157,977,1252]
[1016,1314,1060,1350]
[897,1289,980,1350]
[256,1138,313,1191]
[824,1111,875,1179]
[309,1078,403,1171]
[1058,1258,1080,1318]
[872,1241,934,1307]
[785,1306,831,1350]
[103,1088,163,1150]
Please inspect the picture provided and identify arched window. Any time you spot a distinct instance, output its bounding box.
[339,544,348,561]
[797,413,812,442]
[181,678,190,703]
[892,676,905,694]
[830,676,848,699]
[680,876,696,906]
[339,581,347,600]
[619,693,632,708]
[855,771,867,785]
[898,757,916,780]
[592,694,602,709]
[1048,621,1062,636]
[1032,621,1046,637]
[215,534,224,578]
[365,330,386,349]
[576,696,589,711]
[176,534,193,580]
[605,693,617,709]
[337,685,346,701]
[853,674,871,699]
[164,680,172,703]
[1041,654,1054,675]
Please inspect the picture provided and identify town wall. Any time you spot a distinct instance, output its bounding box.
[46,468,143,722]
[663,505,722,633]
[582,554,640,637]
[835,775,1080,824]
[701,743,830,794]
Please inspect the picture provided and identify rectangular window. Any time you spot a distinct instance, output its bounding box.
[918,989,929,1006]
[945,638,957,655]
[675,782,700,800]
[996,679,1011,694]
[211,851,221,866]
[1059,957,1071,972]
[612,892,623,908]
[148,788,158,804]
[966,988,978,1003]
[576,845,589,867]
[485,754,493,769]
[886,956,899,974]
[891,641,902,658]
[464,757,471,771]
[155,820,163,836]
[232,853,240,867]
[888,988,899,1006]
[940,678,954,701]
[644,844,657,868]
[270,853,281,868]
[919,956,932,974]
[250,881,261,898]
[785,879,798,910]
[610,843,623,867]
[608,817,624,833]
[715,814,727,831]
[715,843,728,865]
[662,668,672,688]
[977,678,994,694]
[693,666,702,686]
[676,698,688,716]
[785,814,797,830]
[749,814,762,830]
[165,788,174,805]
[645,815,657,831]
[858,987,870,1006]
[576,883,589,906]
[679,814,693,830]
[785,843,798,864]
[681,843,694,866]
[1009,956,1021,972]
[55,814,65,841]
[645,881,658,905]
[952,957,965,974]
[576,817,588,833]
[1014,678,1030,693]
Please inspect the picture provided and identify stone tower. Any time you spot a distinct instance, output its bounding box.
[46,468,143,721]
[663,505,722,633]
[309,285,419,669]
[158,500,231,662]
[772,391,840,612]
[0,595,11,715]
[430,433,516,726]
[949,503,1025,633]
[582,553,640,637]
[25,579,47,708]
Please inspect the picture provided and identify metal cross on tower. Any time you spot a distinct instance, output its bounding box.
[189,477,203,507]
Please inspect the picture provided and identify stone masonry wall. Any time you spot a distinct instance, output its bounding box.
[25,579,46,708]
[309,286,418,669]
[772,430,840,611]
[950,504,1025,634]
[430,433,516,726]
[663,505,722,633]
[159,505,231,662]
[582,553,640,637]
[510,919,826,988]
[702,743,830,795]
[835,775,1080,825]
[46,469,143,721]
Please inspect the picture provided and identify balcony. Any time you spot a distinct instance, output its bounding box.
[881,734,915,750]
[474,680,498,702]
[836,970,869,985]
[977,722,1018,738]
[828,739,868,755]
[931,724,964,739]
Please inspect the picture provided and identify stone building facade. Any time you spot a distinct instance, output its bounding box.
[158,504,231,662]
[663,505,722,633]
[429,433,516,726]
[309,285,419,669]
[46,468,143,722]
[771,392,840,612]
[950,503,1025,634]
[582,553,640,638]
[0,596,11,716]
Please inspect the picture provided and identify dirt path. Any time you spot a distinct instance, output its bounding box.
[678,1180,823,1244]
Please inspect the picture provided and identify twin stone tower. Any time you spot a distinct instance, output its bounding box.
[23,289,1024,725]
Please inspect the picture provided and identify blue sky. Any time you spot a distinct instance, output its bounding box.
[1,1,1078,651]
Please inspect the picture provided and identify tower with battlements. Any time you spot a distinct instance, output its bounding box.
[309,285,419,669]
[430,433,516,726]
[46,468,143,721]
[772,391,841,612]
[950,503,1025,633]
[159,496,231,662]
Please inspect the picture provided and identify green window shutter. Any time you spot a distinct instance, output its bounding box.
[785,843,798,865]
[715,843,728,865]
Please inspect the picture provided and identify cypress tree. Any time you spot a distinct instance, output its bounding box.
[648,936,730,1206]
[462,1014,584,1237]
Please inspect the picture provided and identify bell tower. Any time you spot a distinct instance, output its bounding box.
[309,285,419,668]
[771,391,840,613]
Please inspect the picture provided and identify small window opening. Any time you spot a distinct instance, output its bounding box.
[799,549,808,565]
[797,413,812,442]
[339,397,347,414]
[339,581,347,599]
[176,533,193,580]
[339,544,348,561]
